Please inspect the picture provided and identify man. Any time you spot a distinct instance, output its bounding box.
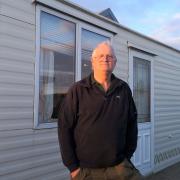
[58,42,142,179]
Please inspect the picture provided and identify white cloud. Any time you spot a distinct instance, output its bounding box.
[150,13,180,50]
[173,13,180,19]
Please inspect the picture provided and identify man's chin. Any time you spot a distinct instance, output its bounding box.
[97,69,113,73]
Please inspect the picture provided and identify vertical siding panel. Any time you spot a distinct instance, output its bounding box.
[0,0,67,179]
[0,0,35,24]
[113,36,129,81]
[0,13,34,130]
[154,55,180,171]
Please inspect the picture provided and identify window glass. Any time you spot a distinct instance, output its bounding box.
[39,12,76,123]
[81,29,109,78]
[133,57,151,123]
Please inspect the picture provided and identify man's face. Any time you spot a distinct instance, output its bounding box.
[91,44,116,73]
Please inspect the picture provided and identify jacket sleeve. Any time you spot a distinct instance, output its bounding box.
[58,86,79,172]
[125,85,138,160]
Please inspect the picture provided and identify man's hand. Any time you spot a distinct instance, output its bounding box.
[70,168,80,178]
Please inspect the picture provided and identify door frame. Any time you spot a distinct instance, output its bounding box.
[128,48,155,174]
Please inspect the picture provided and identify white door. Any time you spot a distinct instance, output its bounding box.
[129,50,154,175]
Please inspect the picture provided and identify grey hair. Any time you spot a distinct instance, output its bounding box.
[91,41,117,60]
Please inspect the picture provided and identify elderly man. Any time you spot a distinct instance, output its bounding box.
[58,42,142,179]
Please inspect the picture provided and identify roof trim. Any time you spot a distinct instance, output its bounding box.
[33,0,180,53]
[32,0,119,34]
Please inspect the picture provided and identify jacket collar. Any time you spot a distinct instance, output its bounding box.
[79,73,125,89]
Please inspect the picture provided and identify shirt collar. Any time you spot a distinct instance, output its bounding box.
[91,73,121,93]
[91,73,115,85]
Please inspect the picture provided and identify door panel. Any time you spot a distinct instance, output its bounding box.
[130,53,153,175]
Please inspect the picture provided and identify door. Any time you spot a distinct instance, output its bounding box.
[129,50,154,175]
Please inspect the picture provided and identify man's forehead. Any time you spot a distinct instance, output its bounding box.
[97,43,111,50]
[94,44,113,54]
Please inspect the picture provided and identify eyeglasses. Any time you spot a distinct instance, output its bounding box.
[94,54,115,61]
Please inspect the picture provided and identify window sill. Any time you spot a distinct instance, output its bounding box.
[34,122,57,129]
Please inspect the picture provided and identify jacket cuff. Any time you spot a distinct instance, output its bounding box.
[68,163,80,172]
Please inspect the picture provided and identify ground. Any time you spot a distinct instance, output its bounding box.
[145,162,180,180]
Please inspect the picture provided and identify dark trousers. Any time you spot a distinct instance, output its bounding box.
[71,159,144,180]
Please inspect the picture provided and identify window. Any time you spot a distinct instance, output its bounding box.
[133,57,151,123]
[35,9,112,128]
[81,29,109,78]
[38,12,76,124]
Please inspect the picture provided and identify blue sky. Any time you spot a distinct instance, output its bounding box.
[70,0,180,50]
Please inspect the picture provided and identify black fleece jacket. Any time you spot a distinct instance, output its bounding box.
[58,74,138,172]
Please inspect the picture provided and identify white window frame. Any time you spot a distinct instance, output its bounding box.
[128,48,155,173]
[34,5,113,129]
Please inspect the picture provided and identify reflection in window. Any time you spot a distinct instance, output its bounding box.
[133,57,151,123]
[39,12,75,124]
[81,29,109,78]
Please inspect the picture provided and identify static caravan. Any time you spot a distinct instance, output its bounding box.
[0,0,180,179]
